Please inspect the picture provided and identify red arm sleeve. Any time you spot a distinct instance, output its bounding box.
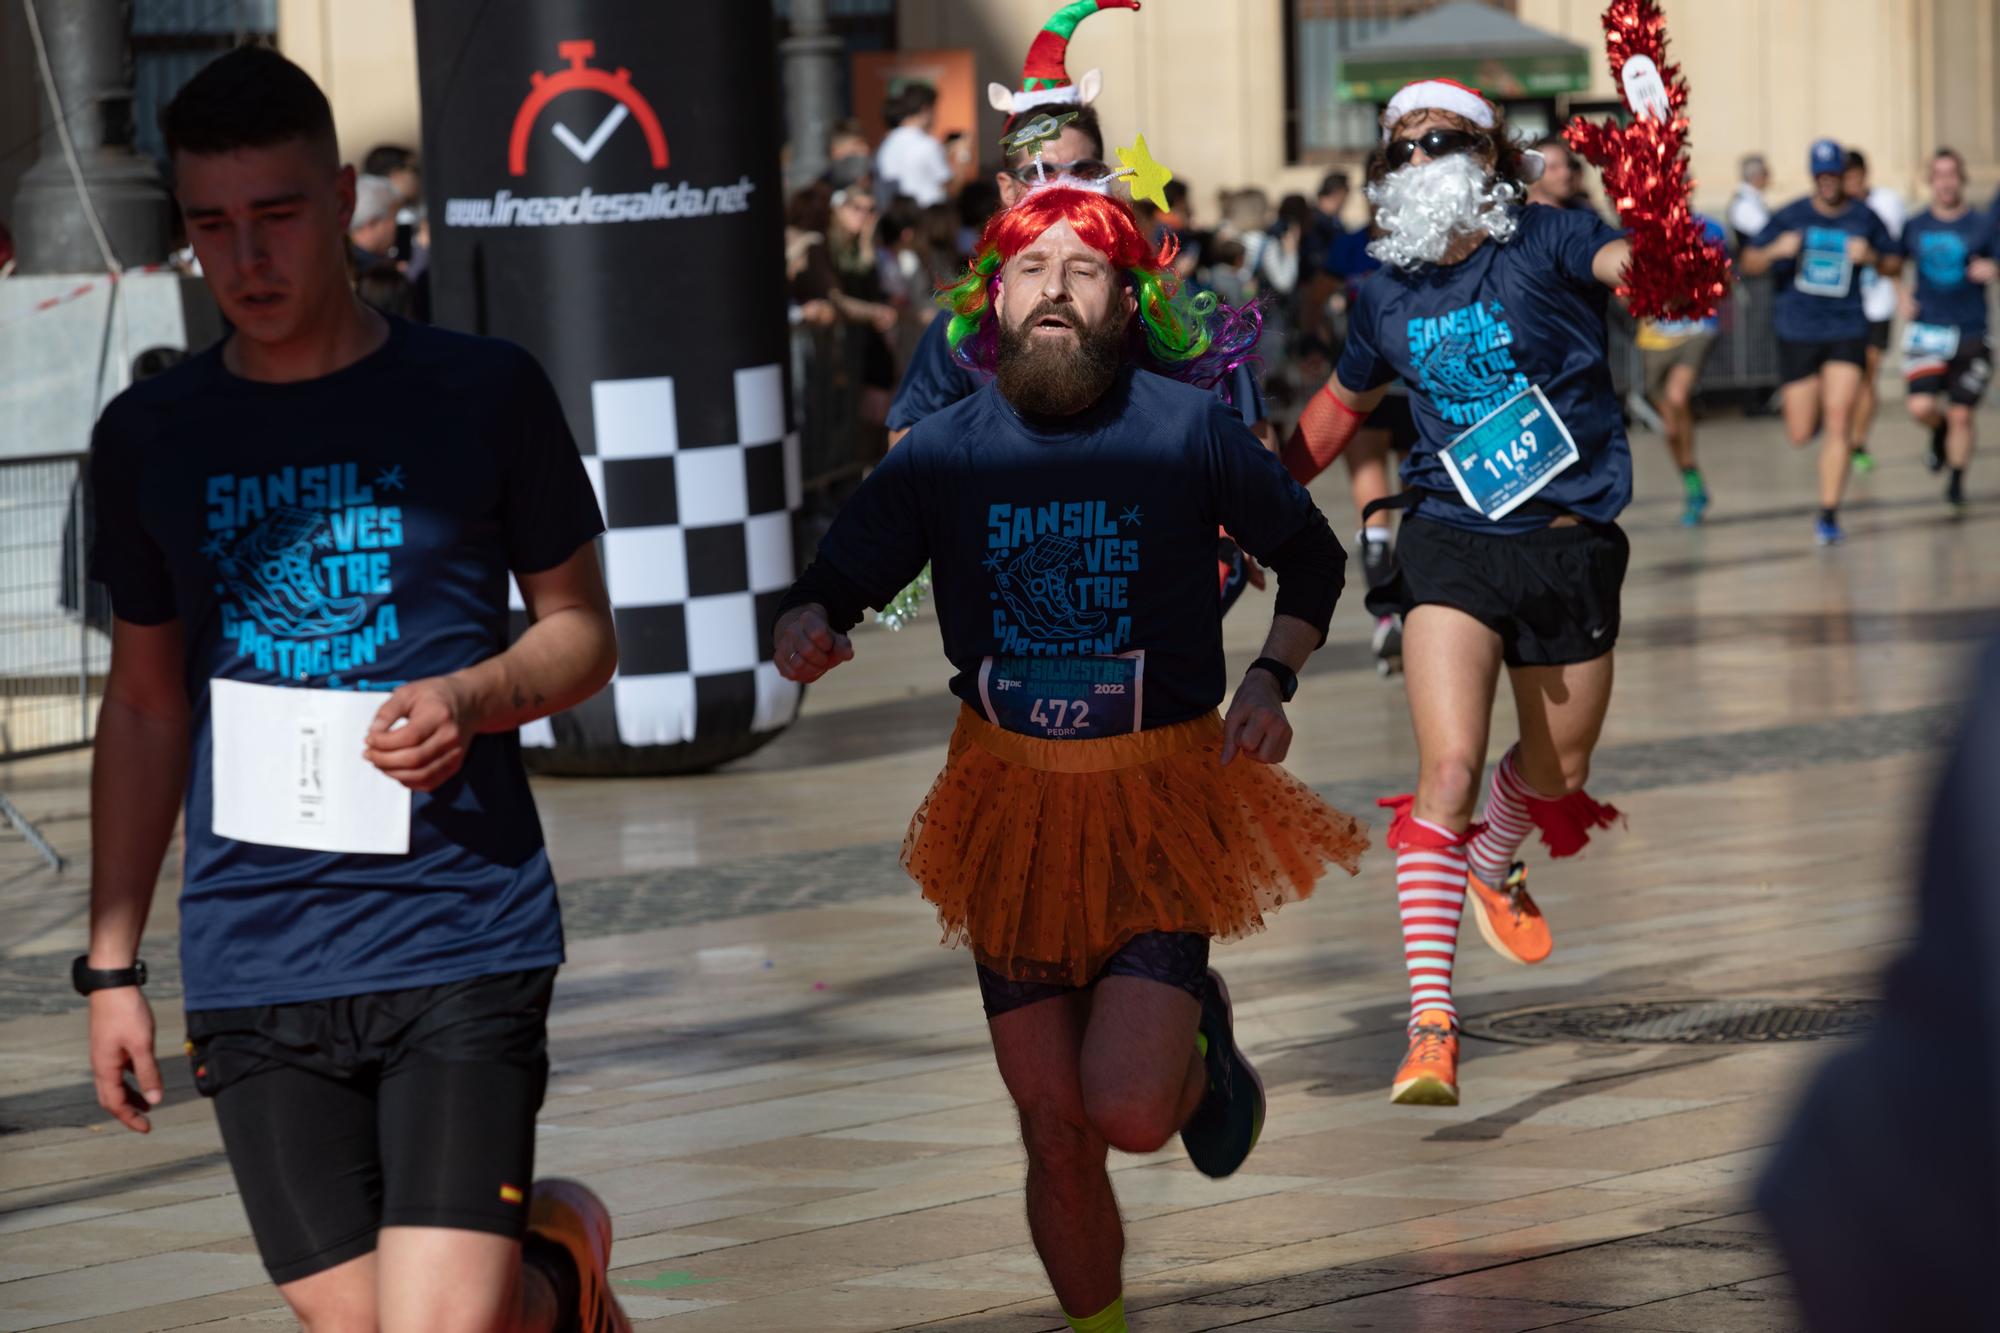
[1282,383,1367,485]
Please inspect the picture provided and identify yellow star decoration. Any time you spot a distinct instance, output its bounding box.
[1116,134,1174,211]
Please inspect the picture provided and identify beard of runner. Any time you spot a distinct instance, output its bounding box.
[1368,150,1523,271]
[995,298,1127,417]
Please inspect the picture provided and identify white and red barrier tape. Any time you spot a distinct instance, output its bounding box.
[0,263,176,332]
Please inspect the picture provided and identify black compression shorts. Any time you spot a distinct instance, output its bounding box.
[1908,338,1994,407]
[186,967,555,1284]
[1777,336,1869,384]
[976,932,1210,1019]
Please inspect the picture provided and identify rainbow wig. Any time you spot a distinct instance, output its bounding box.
[939,184,1262,398]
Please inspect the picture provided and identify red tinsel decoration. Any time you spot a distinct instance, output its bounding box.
[1562,0,1730,320]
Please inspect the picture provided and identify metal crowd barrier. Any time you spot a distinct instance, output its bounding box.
[1608,274,1782,400]
[0,451,108,869]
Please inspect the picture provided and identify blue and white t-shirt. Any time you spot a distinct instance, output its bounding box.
[1752,197,1901,343]
[1334,205,1630,535]
[1904,208,1994,337]
[88,318,605,1010]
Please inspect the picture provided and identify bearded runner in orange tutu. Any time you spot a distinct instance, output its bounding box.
[773,136,1366,1333]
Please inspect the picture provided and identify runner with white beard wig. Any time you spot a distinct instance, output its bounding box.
[1282,79,1641,1107]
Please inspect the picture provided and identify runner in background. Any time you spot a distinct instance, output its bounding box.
[1740,138,1902,545]
[1843,149,1907,474]
[1899,147,1996,513]
[1636,213,1730,525]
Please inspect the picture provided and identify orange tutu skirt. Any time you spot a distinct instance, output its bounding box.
[901,705,1370,986]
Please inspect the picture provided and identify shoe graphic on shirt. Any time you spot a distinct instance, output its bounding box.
[214,506,369,638]
[995,535,1107,641]
[1417,334,1512,403]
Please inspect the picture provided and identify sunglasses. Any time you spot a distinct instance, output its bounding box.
[1009,157,1114,184]
[1385,129,1482,169]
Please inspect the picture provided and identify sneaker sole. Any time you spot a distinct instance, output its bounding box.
[1465,887,1552,966]
[1191,972,1265,1176]
[531,1179,632,1333]
[1391,1073,1459,1106]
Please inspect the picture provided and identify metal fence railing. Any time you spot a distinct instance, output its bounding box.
[1,451,109,869]
[0,451,106,761]
[1607,274,1783,401]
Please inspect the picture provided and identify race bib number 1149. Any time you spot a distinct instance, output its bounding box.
[1438,384,1582,521]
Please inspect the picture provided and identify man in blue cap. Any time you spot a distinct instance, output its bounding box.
[1741,138,1903,545]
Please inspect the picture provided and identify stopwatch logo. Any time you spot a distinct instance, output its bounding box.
[507,40,669,178]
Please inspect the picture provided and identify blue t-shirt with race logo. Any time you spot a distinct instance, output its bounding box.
[88,318,605,1011]
[887,310,1268,432]
[1334,205,1630,535]
[817,369,1319,732]
[1904,208,1994,335]
[1752,197,1900,343]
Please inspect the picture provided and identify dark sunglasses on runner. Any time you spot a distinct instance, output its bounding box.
[1009,157,1115,184]
[1385,128,1482,169]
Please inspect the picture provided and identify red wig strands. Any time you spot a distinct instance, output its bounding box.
[942,185,1261,395]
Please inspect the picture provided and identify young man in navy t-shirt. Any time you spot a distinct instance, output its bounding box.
[1741,137,1903,544]
[83,48,629,1332]
[1899,147,1996,510]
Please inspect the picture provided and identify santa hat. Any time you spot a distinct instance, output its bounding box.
[1380,79,1494,142]
[988,0,1141,117]
[1379,77,1544,181]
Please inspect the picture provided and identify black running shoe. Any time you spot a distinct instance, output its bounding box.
[1372,615,1403,677]
[1929,421,1948,473]
[1179,970,1266,1179]
[1359,533,1396,591]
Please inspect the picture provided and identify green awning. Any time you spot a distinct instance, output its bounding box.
[1339,1,1592,103]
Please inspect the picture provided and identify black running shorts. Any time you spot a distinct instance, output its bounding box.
[185,967,555,1284]
[1866,319,1892,352]
[1908,338,1994,407]
[977,932,1210,1019]
[1777,336,1869,384]
[1364,514,1629,668]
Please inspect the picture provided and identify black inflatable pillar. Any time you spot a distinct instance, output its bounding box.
[416,2,802,774]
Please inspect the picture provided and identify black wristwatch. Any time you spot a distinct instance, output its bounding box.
[72,956,147,995]
[1247,657,1298,702]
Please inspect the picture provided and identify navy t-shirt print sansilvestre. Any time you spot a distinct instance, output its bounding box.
[815,368,1322,732]
[88,318,605,1010]
[1335,204,1631,535]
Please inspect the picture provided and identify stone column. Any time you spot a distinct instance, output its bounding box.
[10,0,172,274]
[780,0,843,191]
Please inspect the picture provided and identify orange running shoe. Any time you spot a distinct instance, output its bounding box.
[1391,1010,1459,1106]
[527,1179,632,1333]
[1466,861,1553,965]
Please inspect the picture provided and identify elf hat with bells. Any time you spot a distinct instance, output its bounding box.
[987,0,1140,118]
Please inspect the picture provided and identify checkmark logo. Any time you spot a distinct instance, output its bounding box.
[551,103,630,163]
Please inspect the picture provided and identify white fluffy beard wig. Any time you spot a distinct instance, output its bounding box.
[1366,151,1522,271]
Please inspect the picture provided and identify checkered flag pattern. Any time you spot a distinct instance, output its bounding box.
[515,363,803,752]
